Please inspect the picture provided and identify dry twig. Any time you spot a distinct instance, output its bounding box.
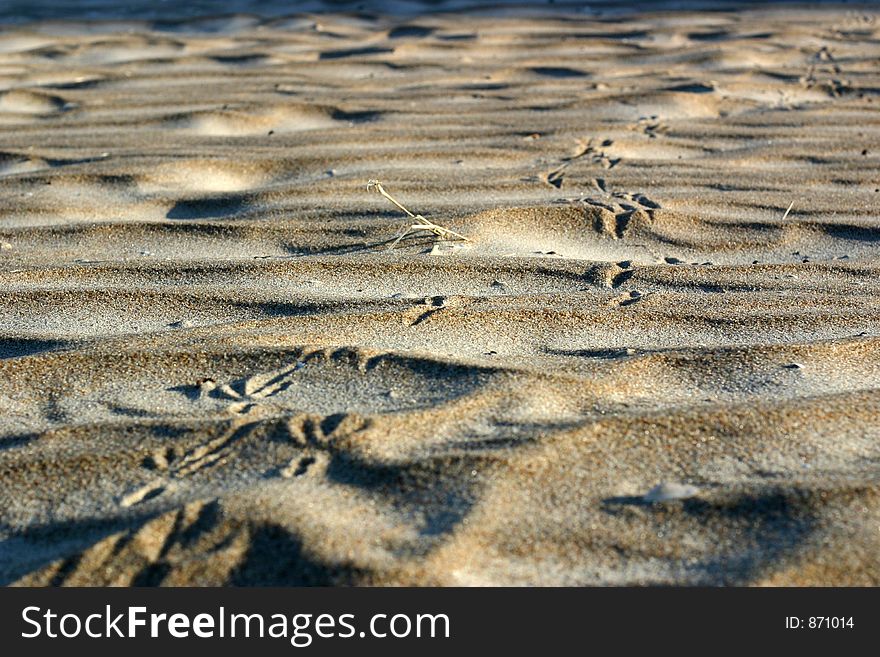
[367,180,468,248]
[781,201,794,221]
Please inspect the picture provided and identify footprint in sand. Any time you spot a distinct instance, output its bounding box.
[543,137,619,189]
[117,362,308,507]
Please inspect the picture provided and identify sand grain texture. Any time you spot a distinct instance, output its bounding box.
[1,3,880,585]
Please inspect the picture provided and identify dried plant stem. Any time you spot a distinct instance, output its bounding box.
[367,180,468,248]
[781,201,794,221]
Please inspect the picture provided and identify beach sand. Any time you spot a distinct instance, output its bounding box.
[1,2,879,585]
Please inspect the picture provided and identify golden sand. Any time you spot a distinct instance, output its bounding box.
[1,5,879,585]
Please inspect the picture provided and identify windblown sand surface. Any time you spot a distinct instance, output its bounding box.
[1,3,880,585]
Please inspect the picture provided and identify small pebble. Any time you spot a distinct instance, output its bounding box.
[644,482,700,503]
[430,242,463,256]
[0,241,12,251]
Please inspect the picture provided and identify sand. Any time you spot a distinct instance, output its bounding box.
[1,2,879,586]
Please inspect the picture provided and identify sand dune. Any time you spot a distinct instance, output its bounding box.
[1,3,880,586]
